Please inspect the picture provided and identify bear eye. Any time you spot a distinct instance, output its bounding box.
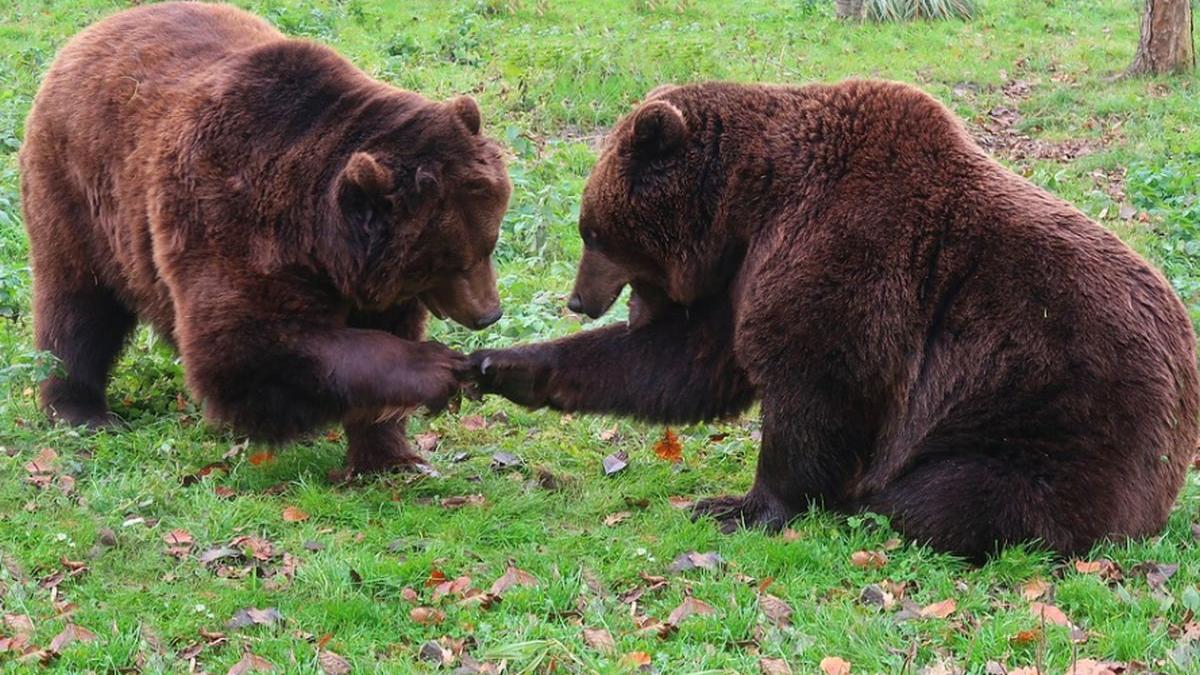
[581,229,600,249]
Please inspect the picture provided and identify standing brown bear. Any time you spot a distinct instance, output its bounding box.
[20,3,511,475]
[473,81,1200,561]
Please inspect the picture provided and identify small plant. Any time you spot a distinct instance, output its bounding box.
[845,0,974,21]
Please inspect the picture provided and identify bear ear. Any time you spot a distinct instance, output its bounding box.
[449,95,482,135]
[340,151,393,199]
[630,100,688,158]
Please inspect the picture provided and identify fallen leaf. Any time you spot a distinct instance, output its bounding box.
[460,415,487,431]
[230,536,275,561]
[850,550,888,570]
[227,651,276,674]
[1011,628,1045,647]
[318,650,351,675]
[919,598,957,619]
[667,496,693,509]
[1030,601,1071,627]
[1021,578,1049,601]
[163,529,194,558]
[667,551,725,574]
[760,657,793,674]
[652,428,683,463]
[489,565,538,596]
[4,614,34,638]
[441,494,485,509]
[490,451,522,470]
[858,584,894,610]
[181,462,229,486]
[226,607,283,630]
[197,546,241,565]
[1133,561,1178,590]
[247,451,274,466]
[281,506,309,523]
[667,596,716,625]
[604,511,633,527]
[582,627,616,654]
[598,427,620,443]
[214,486,237,499]
[820,656,852,675]
[47,623,97,654]
[602,451,629,476]
[409,607,445,625]
[620,651,652,668]
[24,447,58,475]
[1066,659,1127,675]
[418,640,453,667]
[781,528,802,542]
[415,432,440,453]
[760,594,793,627]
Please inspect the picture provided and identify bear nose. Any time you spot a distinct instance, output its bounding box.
[567,294,584,314]
[473,307,503,329]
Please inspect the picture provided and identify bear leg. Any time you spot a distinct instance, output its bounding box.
[342,418,431,477]
[691,487,798,534]
[863,453,1109,563]
[339,300,434,477]
[35,281,136,429]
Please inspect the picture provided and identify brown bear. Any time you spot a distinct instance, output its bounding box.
[472,80,1200,561]
[19,2,511,474]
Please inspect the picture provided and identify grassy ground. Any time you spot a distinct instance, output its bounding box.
[2,0,1200,672]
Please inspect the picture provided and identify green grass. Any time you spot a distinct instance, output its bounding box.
[1,0,1199,672]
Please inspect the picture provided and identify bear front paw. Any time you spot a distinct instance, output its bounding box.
[691,492,794,534]
[468,348,554,409]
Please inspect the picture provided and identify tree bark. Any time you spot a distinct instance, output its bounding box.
[836,0,864,20]
[1128,0,1195,75]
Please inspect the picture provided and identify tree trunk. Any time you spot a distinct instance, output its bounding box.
[1128,0,1195,75]
[836,0,864,20]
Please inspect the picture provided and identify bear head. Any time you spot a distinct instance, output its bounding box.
[331,95,510,329]
[569,85,744,328]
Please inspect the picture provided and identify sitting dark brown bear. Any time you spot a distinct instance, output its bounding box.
[472,80,1200,561]
[20,2,511,474]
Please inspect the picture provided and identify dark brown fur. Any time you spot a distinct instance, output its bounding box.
[20,3,511,473]
[473,80,1200,561]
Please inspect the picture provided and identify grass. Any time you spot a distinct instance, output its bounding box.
[1,0,1199,672]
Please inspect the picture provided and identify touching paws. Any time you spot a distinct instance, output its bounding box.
[468,347,555,409]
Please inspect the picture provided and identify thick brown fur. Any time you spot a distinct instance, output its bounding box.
[472,80,1200,561]
[20,2,511,474]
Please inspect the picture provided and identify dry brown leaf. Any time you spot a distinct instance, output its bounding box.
[760,594,793,627]
[760,657,793,675]
[667,596,716,626]
[1010,627,1043,645]
[4,614,34,638]
[620,651,652,668]
[850,550,887,570]
[163,529,194,558]
[604,511,633,527]
[441,494,485,509]
[247,452,274,466]
[919,598,957,619]
[667,496,693,509]
[489,565,538,596]
[582,627,616,654]
[214,486,237,499]
[24,447,58,475]
[1066,659,1127,675]
[318,650,351,675]
[281,506,309,523]
[415,432,440,453]
[820,656,852,675]
[47,623,97,654]
[1021,578,1049,601]
[652,428,683,463]
[1030,601,1071,627]
[230,535,274,561]
[400,587,419,603]
[227,651,276,674]
[460,415,487,431]
[409,607,445,625]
